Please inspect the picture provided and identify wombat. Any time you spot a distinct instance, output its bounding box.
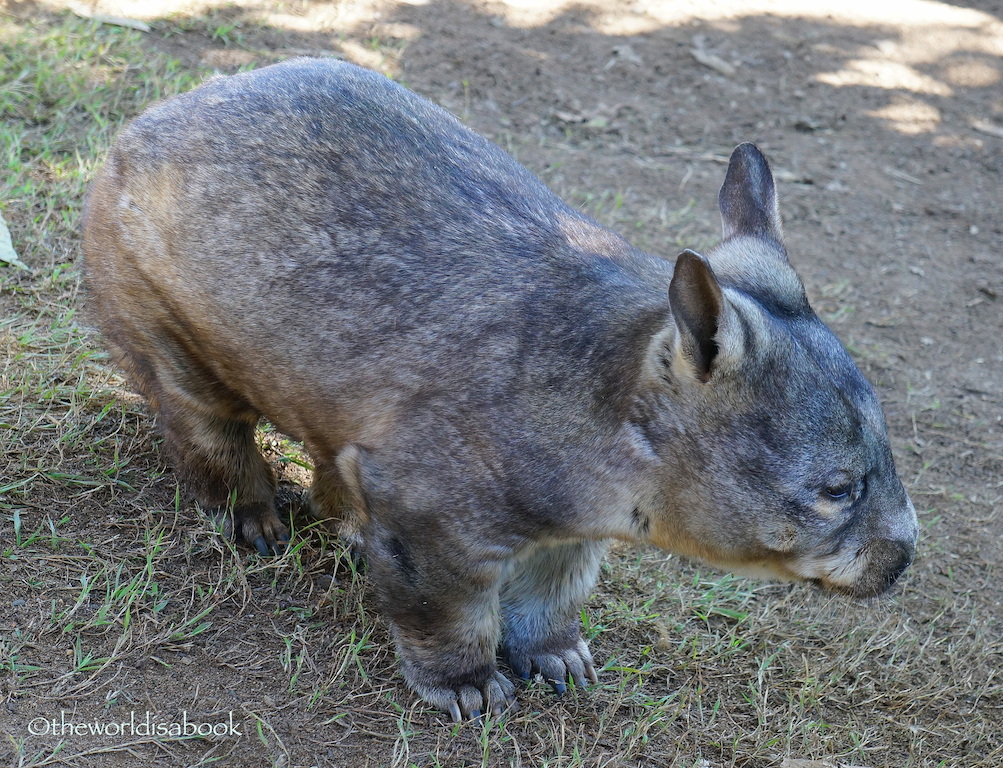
[83,58,918,721]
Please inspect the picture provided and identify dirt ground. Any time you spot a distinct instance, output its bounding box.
[2,0,1002,766]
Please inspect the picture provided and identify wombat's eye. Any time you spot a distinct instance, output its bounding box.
[824,483,853,500]
[822,473,858,502]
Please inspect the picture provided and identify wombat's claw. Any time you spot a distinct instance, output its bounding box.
[509,656,533,684]
[508,638,599,693]
[210,502,290,556]
[250,532,287,556]
[415,670,517,722]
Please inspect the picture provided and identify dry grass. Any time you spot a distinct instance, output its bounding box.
[1,7,1001,768]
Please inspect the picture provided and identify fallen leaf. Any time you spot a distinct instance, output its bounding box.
[0,210,29,271]
[691,48,736,77]
[66,1,151,32]
[971,119,1003,138]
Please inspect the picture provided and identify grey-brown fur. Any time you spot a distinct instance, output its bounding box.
[83,58,918,721]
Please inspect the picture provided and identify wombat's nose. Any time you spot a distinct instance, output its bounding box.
[882,540,914,590]
[869,537,915,595]
[843,538,915,598]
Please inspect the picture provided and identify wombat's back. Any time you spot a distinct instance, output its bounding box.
[84,59,669,456]
[105,58,614,264]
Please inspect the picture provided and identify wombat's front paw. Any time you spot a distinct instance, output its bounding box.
[404,665,517,722]
[505,637,599,694]
[211,501,290,556]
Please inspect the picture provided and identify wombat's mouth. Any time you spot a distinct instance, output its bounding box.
[811,567,909,600]
[784,535,914,600]
[807,576,880,599]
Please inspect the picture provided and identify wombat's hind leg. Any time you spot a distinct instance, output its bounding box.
[157,394,286,555]
[501,540,606,694]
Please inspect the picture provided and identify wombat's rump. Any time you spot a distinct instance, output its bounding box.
[84,58,918,720]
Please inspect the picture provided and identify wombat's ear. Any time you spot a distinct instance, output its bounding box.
[669,249,724,382]
[719,143,783,242]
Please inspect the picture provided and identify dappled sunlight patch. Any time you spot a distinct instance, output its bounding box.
[931,132,986,149]
[484,0,1003,36]
[816,58,952,97]
[34,0,1003,37]
[944,58,1001,88]
[867,96,942,135]
[337,37,406,75]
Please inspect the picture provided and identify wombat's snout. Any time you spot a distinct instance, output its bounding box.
[873,538,916,593]
[829,538,915,599]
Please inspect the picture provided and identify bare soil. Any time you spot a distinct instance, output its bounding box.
[2,1,1001,766]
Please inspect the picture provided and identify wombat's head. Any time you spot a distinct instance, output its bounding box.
[642,143,917,598]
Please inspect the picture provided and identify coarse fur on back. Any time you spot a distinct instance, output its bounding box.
[83,58,918,721]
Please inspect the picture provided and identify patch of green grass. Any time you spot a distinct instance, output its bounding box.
[1,14,202,284]
[0,12,202,540]
[160,6,256,48]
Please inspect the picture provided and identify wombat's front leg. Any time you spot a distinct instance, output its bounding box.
[341,444,517,720]
[364,516,516,720]
[500,540,606,693]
